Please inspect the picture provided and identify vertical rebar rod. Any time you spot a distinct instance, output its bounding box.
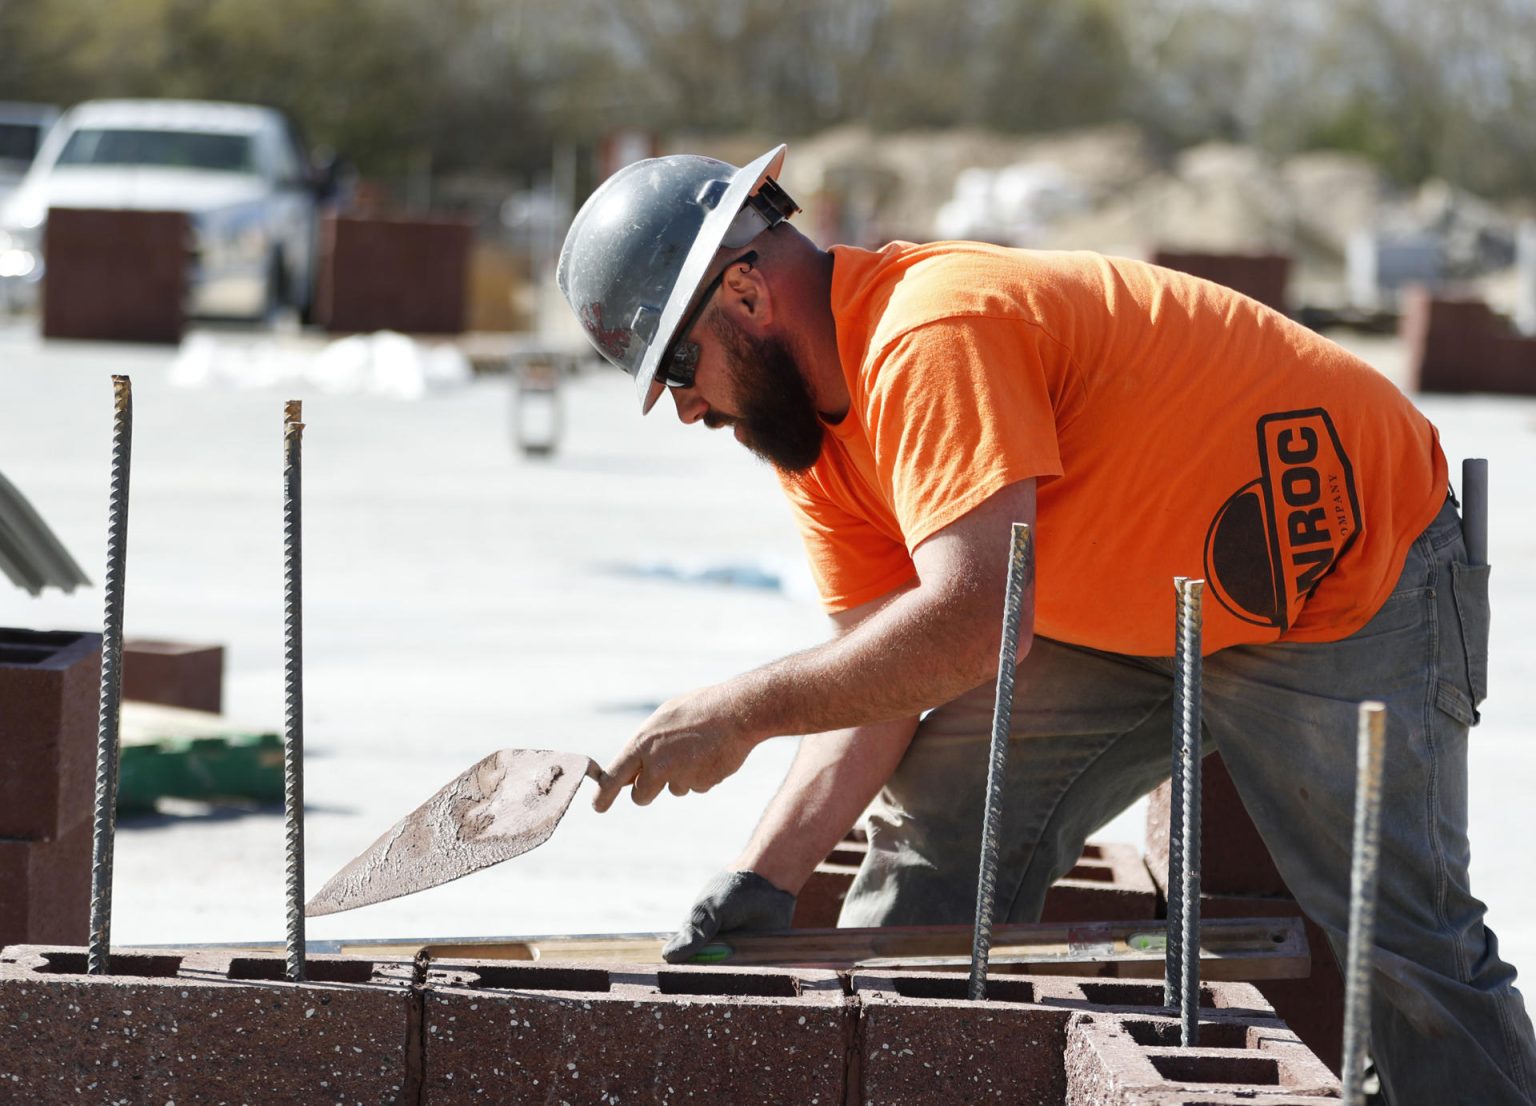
[283,400,307,983]
[88,375,133,976]
[1176,578,1204,1046]
[1341,701,1387,1106]
[1164,577,1189,1008]
[1461,458,1488,567]
[968,522,1034,1002]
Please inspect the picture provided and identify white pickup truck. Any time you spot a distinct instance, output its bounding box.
[0,99,323,321]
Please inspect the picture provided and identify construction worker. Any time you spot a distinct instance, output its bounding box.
[558,146,1535,1104]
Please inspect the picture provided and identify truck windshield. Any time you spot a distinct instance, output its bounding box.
[56,128,255,173]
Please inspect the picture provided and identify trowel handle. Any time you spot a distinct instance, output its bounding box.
[1462,459,1488,566]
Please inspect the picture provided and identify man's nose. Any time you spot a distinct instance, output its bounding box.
[670,386,708,425]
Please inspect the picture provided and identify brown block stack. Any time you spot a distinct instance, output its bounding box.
[1401,286,1536,395]
[0,628,102,947]
[41,208,188,343]
[313,212,473,334]
[1151,250,1292,315]
[122,638,225,714]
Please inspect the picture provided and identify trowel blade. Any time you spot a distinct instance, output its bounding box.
[305,748,600,917]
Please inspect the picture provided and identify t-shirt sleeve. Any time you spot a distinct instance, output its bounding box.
[863,315,1066,549]
[777,470,918,612]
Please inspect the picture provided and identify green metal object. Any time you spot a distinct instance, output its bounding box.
[118,731,284,814]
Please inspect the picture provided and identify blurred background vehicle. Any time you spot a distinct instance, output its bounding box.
[0,99,324,321]
[0,102,58,203]
[0,102,58,297]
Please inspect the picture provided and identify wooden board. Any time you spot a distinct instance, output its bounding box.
[290,916,1309,982]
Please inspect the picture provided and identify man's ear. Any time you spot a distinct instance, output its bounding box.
[719,261,773,334]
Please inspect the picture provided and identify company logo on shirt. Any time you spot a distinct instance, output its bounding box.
[1203,409,1361,630]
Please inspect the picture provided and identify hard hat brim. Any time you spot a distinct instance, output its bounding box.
[636,144,787,414]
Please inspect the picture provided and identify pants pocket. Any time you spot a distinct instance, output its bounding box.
[1450,559,1491,716]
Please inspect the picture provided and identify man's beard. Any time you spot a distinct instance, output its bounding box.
[708,313,825,473]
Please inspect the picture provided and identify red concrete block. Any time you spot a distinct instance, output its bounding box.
[0,628,102,840]
[0,812,93,947]
[314,213,473,334]
[0,946,416,1103]
[792,836,868,928]
[1146,750,1287,899]
[1063,1010,1339,1104]
[420,960,853,1105]
[794,837,1157,929]
[1040,842,1159,924]
[1396,286,1536,395]
[1485,333,1536,396]
[850,973,1275,1106]
[1151,251,1292,315]
[123,638,225,713]
[1187,894,1345,1075]
[41,207,188,343]
[852,971,1072,1105]
[1144,780,1343,1080]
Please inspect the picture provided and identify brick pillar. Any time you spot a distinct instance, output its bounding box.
[0,628,103,946]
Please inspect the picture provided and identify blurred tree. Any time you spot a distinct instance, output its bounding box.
[1,0,1531,199]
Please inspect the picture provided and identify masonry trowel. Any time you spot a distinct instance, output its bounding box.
[305,749,602,917]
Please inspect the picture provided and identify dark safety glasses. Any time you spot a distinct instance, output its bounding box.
[658,250,758,390]
[657,174,801,391]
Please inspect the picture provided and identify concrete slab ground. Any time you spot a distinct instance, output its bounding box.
[1,319,1532,995]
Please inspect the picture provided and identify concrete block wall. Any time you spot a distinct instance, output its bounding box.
[1,949,1339,1104]
[1145,752,1346,1073]
[851,972,1287,1105]
[853,971,1072,1105]
[1039,843,1158,924]
[1063,1011,1339,1104]
[793,834,1157,929]
[0,629,102,947]
[421,960,853,1104]
[0,817,93,947]
[0,946,417,1103]
[0,628,102,841]
[792,831,868,928]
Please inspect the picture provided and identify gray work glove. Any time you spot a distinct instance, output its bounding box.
[662,870,796,964]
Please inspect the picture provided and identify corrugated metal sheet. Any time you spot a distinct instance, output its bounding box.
[0,468,90,595]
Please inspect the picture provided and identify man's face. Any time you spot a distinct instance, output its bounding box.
[689,310,825,473]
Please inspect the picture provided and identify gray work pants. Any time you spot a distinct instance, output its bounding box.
[841,499,1535,1105]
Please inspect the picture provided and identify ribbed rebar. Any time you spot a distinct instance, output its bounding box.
[1341,701,1387,1106]
[1164,577,1189,1009]
[1176,578,1204,1046]
[88,375,133,976]
[283,400,306,983]
[969,522,1034,1002]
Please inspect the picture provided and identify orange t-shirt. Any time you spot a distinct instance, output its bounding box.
[777,242,1448,655]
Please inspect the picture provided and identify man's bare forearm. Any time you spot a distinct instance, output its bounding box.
[719,573,1021,745]
[591,480,1035,810]
[732,716,919,894]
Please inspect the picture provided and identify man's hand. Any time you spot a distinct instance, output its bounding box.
[592,685,759,812]
[662,870,796,963]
